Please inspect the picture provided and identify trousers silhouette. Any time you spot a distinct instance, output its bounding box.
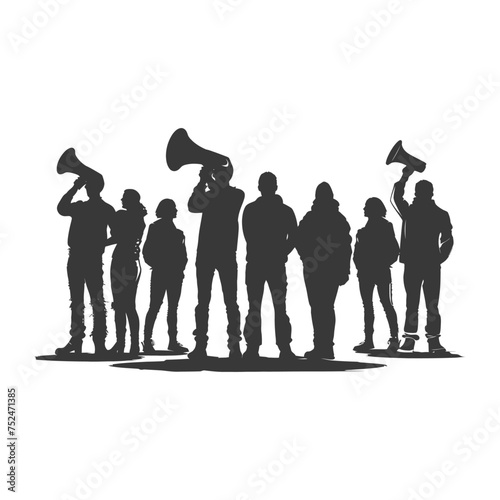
[304,271,339,350]
[359,278,398,336]
[110,259,140,349]
[403,263,441,337]
[68,251,106,341]
[144,270,184,341]
[243,263,292,349]
[194,255,241,348]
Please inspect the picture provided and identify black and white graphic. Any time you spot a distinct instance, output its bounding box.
[3,1,498,499]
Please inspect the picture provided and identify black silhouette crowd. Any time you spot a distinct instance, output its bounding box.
[54,143,454,361]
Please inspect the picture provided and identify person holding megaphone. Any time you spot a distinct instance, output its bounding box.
[389,142,454,354]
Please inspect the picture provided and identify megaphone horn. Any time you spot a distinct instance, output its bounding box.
[56,148,104,189]
[386,140,426,173]
[166,128,230,174]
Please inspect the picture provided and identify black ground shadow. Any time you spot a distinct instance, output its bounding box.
[111,356,386,372]
[36,350,194,363]
[36,353,142,362]
[366,349,462,359]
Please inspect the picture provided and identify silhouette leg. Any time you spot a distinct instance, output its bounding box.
[423,265,441,338]
[359,277,375,337]
[85,254,107,354]
[166,272,184,348]
[376,280,398,337]
[143,269,167,352]
[125,262,140,354]
[304,271,337,357]
[193,259,216,347]
[57,253,85,355]
[110,259,137,354]
[267,266,292,351]
[403,264,423,339]
[218,258,242,355]
[353,277,375,351]
[67,253,86,340]
[243,263,266,349]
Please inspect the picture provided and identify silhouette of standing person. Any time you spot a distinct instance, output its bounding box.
[295,182,352,360]
[142,199,188,354]
[242,172,298,361]
[55,171,115,356]
[106,189,146,355]
[353,198,400,353]
[187,160,244,360]
[392,168,454,353]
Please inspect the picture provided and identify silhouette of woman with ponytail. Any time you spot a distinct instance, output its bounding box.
[107,189,147,355]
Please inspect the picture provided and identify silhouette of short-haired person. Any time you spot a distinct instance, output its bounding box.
[353,198,400,353]
[187,161,245,360]
[295,182,352,360]
[55,175,115,356]
[242,172,298,361]
[392,168,454,353]
[142,199,188,354]
[106,189,147,355]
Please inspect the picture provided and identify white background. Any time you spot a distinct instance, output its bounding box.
[1,0,499,499]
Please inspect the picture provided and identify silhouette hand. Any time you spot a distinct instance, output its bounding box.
[73,177,86,190]
[338,274,349,286]
[199,166,212,184]
[402,166,414,177]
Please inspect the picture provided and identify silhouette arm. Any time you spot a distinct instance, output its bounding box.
[188,181,209,213]
[439,216,454,263]
[180,233,188,269]
[142,226,155,267]
[387,222,400,265]
[337,218,352,284]
[106,211,119,246]
[391,170,411,219]
[285,210,298,255]
[57,179,84,216]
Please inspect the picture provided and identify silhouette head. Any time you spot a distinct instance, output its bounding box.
[315,182,334,201]
[85,175,104,199]
[364,197,387,218]
[258,172,278,196]
[156,199,177,220]
[122,189,141,209]
[415,180,434,200]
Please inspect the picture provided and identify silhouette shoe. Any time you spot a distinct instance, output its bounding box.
[55,337,83,356]
[92,337,107,356]
[428,337,446,354]
[142,339,156,354]
[109,338,125,355]
[279,346,298,361]
[399,337,416,352]
[353,340,374,353]
[168,340,189,354]
[304,347,334,360]
[387,338,399,353]
[130,341,140,356]
[228,343,242,360]
[243,345,260,361]
[188,343,208,360]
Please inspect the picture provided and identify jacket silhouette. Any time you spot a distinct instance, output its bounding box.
[107,189,146,355]
[242,172,297,361]
[392,172,453,353]
[353,198,399,352]
[295,182,351,360]
[142,199,188,354]
[56,176,115,356]
[187,163,245,360]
